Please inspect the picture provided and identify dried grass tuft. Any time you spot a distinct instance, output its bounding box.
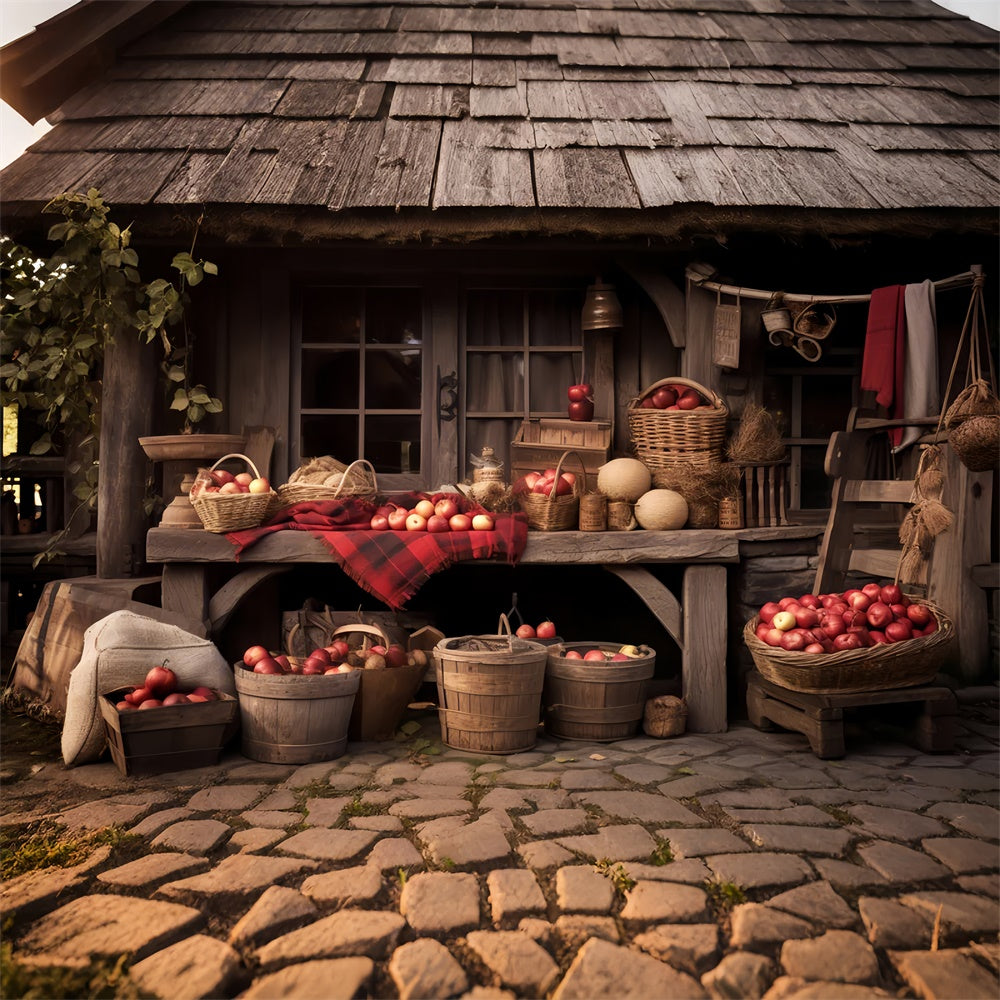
[727,404,786,464]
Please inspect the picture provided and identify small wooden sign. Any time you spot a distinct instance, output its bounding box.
[713,303,741,369]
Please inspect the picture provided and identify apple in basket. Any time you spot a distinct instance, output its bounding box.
[248,477,271,494]
[211,469,235,486]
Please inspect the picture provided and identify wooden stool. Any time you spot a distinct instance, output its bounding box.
[746,672,957,759]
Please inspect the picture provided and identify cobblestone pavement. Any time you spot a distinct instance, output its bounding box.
[2,695,998,999]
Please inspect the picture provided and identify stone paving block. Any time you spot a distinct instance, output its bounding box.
[763,975,893,997]
[705,851,814,890]
[256,788,298,810]
[520,807,589,836]
[186,784,266,811]
[779,930,880,984]
[303,795,352,826]
[240,809,301,828]
[765,880,857,930]
[156,854,319,901]
[741,824,853,856]
[228,885,318,949]
[362,787,416,806]
[518,840,574,870]
[128,933,243,1000]
[466,930,560,996]
[349,814,404,832]
[899,766,997,792]
[921,836,999,874]
[368,837,424,872]
[275,827,377,861]
[151,818,232,855]
[242,957,374,1000]
[700,951,776,999]
[552,937,707,999]
[812,858,889,890]
[555,865,615,913]
[400,871,481,935]
[572,789,705,825]
[487,868,547,926]
[301,864,385,907]
[0,863,95,926]
[227,761,296,783]
[857,896,932,950]
[701,788,797,809]
[856,841,951,882]
[556,823,657,861]
[620,880,709,923]
[420,814,513,867]
[97,852,209,890]
[417,761,475,784]
[129,807,196,837]
[495,769,563,788]
[927,801,1000,839]
[560,770,622,790]
[634,923,720,975]
[657,827,751,858]
[16,894,204,964]
[889,948,1000,1000]
[613,762,675,784]
[900,890,1000,939]
[518,917,554,944]
[957,873,1000,897]
[374,761,425,785]
[229,827,286,853]
[389,796,473,819]
[847,804,949,841]
[389,938,469,1000]
[729,902,814,949]
[723,805,838,826]
[552,915,620,950]
[618,858,713,884]
[57,800,153,831]
[255,909,405,972]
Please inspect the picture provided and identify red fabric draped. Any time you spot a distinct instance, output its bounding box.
[860,284,907,446]
[226,493,528,610]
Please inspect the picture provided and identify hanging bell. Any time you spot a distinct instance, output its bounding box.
[581,279,623,331]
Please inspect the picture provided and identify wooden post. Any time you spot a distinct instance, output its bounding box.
[97,327,156,578]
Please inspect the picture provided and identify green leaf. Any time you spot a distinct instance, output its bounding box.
[166,366,185,383]
[188,390,212,404]
[203,261,218,276]
[170,388,189,410]
[204,398,223,413]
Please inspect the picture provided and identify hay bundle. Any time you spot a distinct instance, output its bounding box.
[651,462,741,528]
[727,404,786,464]
[897,445,953,584]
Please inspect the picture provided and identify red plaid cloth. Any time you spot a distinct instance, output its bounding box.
[227,493,528,610]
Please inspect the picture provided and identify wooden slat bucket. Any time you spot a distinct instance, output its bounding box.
[234,668,360,763]
[433,615,547,754]
[544,642,656,742]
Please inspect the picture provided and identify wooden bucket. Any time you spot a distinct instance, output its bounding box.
[433,615,547,754]
[234,668,360,763]
[543,642,655,742]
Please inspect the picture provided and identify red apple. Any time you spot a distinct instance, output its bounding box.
[434,497,460,519]
[879,584,903,605]
[922,618,938,635]
[759,602,781,625]
[803,643,827,654]
[414,498,436,519]
[138,699,163,709]
[516,624,536,638]
[818,615,846,638]
[568,383,593,402]
[640,396,656,408]
[755,622,772,641]
[116,700,135,711]
[522,472,541,491]
[884,620,913,643]
[536,621,557,639]
[677,390,702,410]
[793,606,819,629]
[308,648,331,665]
[449,513,472,531]
[253,656,284,674]
[609,653,630,661]
[798,594,821,610]
[145,665,178,698]
[125,686,152,706]
[302,662,326,675]
[889,603,909,619]
[405,513,427,531]
[244,644,270,667]
[762,628,786,647]
[370,514,390,531]
[869,630,888,645]
[778,597,799,610]
[385,645,408,668]
[219,481,241,495]
[847,626,872,646]
[583,649,608,661]
[861,582,883,600]
[162,692,190,706]
[564,650,584,659]
[907,603,933,628]
[866,602,893,629]
[780,629,809,652]
[328,639,350,660]
[189,686,217,701]
[427,514,451,533]
[211,469,235,486]
[650,386,677,409]
[832,633,863,651]
[388,508,409,530]
[847,592,872,612]
[471,513,494,531]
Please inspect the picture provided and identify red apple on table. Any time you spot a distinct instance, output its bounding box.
[434,497,460,519]
[405,513,427,531]
[414,499,436,519]
[471,513,494,531]
[427,514,451,533]
[567,383,593,401]
[388,507,409,530]
[536,621,557,639]
[370,514,390,531]
[449,513,472,531]
[568,399,594,422]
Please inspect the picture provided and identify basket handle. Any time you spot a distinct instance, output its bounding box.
[208,452,263,480]
[547,450,587,508]
[629,377,724,411]
[331,621,393,648]
[497,612,513,650]
[331,458,378,498]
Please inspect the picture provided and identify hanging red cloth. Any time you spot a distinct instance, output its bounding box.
[860,284,907,446]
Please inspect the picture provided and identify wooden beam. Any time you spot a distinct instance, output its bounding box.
[682,564,728,733]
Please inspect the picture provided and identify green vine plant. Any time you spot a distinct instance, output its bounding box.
[1,189,220,561]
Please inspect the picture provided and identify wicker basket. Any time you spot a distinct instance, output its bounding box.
[628,377,728,474]
[643,695,687,738]
[189,453,277,533]
[277,458,378,507]
[742,600,954,695]
[949,414,999,473]
[518,451,586,531]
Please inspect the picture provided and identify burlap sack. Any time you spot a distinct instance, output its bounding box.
[62,611,236,766]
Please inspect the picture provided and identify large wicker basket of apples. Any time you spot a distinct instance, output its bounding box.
[744,582,954,694]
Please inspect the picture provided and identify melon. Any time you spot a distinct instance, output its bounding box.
[597,458,651,502]
[634,489,688,530]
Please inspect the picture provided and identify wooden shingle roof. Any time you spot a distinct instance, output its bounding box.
[2,0,997,241]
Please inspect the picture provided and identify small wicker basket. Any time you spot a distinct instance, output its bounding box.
[743,600,954,695]
[519,451,586,531]
[643,695,687,738]
[277,458,378,507]
[628,377,728,475]
[189,453,277,533]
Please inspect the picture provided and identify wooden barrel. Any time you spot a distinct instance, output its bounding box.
[234,668,360,763]
[433,622,547,754]
[543,642,655,742]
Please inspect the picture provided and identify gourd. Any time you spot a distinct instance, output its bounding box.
[597,458,651,502]
[634,489,688,530]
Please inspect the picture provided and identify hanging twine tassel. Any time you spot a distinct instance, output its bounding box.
[897,445,953,586]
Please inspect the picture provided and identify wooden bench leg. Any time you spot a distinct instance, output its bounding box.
[682,565,728,733]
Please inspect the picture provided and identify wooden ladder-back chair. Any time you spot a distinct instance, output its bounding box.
[813,408,994,680]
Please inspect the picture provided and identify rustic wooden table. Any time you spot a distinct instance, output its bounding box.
[146,527,766,734]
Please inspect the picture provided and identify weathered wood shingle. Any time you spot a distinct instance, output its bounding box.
[1,0,996,227]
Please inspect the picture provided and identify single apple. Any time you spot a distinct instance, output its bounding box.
[879,583,903,605]
[563,649,584,659]
[370,514,390,531]
[847,592,872,611]
[138,699,163,709]
[244,644,270,667]
[793,606,819,629]
[798,594,821,609]
[253,656,284,674]
[780,629,808,651]
[866,602,893,629]
[234,472,254,488]
[884,619,913,643]
[907,603,933,628]
[650,386,677,409]
[211,469,235,486]
[307,647,331,665]
[414,499,436,519]
[434,497,460,519]
[583,649,608,661]
[388,507,409,530]
[426,514,451,533]
[755,622,772,641]
[567,383,593,402]
[861,582,883,600]
[803,643,827,654]
[406,512,427,531]
[771,611,797,631]
[449,513,472,531]
[189,686,217,701]
[471,513,494,531]
[677,390,702,410]
[832,633,863,651]
[762,628,786,647]
[758,601,781,625]
[248,477,271,494]
[162,692,190,706]
[778,596,799,610]
[609,653,630,661]
[536,621,557,639]
[516,624,536,638]
[568,399,594,422]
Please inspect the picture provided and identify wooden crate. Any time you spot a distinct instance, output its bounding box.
[99,689,238,776]
[511,418,611,484]
[737,462,789,528]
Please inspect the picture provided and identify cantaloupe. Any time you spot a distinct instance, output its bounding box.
[634,489,688,530]
[597,458,651,502]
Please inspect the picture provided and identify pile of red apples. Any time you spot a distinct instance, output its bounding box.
[370,495,493,533]
[754,582,938,653]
